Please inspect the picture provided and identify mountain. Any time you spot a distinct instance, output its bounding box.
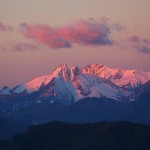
[0,63,150,134]
[0,63,131,104]
[2,63,149,103]
[0,86,12,95]
[0,121,150,150]
[83,63,150,90]
[12,63,80,94]
[1,63,150,99]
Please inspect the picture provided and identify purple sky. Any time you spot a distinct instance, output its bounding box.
[0,0,150,88]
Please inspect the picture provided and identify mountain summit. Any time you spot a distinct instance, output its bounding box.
[54,63,81,81]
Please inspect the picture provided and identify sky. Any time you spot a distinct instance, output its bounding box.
[0,0,150,89]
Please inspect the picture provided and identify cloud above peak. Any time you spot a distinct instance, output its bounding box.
[127,35,150,54]
[20,23,71,49]
[1,19,150,56]
[20,19,114,49]
[57,19,113,46]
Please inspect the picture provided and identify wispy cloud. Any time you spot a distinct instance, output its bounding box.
[128,35,140,43]
[0,22,12,31]
[127,35,150,54]
[20,18,115,49]
[138,46,150,54]
[111,22,125,32]
[10,42,40,51]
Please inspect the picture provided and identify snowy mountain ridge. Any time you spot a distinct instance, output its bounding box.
[82,64,150,89]
[0,63,150,103]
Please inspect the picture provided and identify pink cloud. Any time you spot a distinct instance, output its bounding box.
[58,19,113,46]
[20,23,71,49]
[20,19,113,49]
[0,22,12,31]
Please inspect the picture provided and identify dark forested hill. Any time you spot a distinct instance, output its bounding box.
[0,121,150,150]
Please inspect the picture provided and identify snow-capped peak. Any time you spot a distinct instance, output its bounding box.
[1,63,150,103]
[83,63,112,78]
[53,63,80,81]
[54,63,72,81]
[0,86,12,95]
[54,63,68,72]
[82,63,150,89]
[13,64,80,94]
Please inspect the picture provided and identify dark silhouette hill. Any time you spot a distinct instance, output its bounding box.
[0,121,150,150]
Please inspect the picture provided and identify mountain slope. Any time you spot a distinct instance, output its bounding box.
[4,94,150,125]
[83,64,150,89]
[0,121,150,150]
